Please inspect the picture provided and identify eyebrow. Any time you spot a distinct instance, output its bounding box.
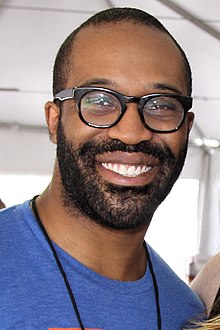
[79,78,114,87]
[78,78,182,95]
[151,83,182,95]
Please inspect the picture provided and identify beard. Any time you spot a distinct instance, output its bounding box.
[57,120,189,231]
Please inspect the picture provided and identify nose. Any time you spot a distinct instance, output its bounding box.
[107,103,154,145]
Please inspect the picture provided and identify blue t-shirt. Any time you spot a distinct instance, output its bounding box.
[0,201,204,329]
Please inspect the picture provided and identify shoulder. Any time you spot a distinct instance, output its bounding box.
[147,244,205,319]
[190,253,220,315]
[148,245,204,300]
[0,200,29,217]
[0,200,32,233]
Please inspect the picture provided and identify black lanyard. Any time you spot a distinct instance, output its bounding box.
[31,195,161,330]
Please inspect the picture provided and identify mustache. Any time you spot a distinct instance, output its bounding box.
[78,139,176,162]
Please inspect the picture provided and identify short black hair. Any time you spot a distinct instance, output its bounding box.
[53,7,192,96]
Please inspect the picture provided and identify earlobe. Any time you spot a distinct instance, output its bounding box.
[45,101,60,144]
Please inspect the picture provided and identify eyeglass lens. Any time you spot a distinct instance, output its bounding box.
[79,90,184,131]
[80,91,121,126]
[142,97,184,132]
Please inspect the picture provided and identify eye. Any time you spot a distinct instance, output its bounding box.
[81,92,119,115]
[144,97,183,119]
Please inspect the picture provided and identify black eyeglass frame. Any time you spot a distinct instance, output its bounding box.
[54,86,193,133]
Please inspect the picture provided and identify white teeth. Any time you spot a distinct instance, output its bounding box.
[113,164,118,173]
[135,166,141,175]
[108,163,113,171]
[118,164,127,175]
[101,163,152,177]
[141,166,146,174]
[127,165,136,176]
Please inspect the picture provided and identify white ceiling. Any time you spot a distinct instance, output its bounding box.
[0,0,220,142]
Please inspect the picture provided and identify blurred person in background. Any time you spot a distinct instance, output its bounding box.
[188,253,220,329]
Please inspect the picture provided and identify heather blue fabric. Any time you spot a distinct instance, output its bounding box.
[0,201,204,329]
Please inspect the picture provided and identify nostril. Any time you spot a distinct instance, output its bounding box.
[107,107,154,145]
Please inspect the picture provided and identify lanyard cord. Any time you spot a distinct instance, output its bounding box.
[31,195,85,330]
[144,243,162,329]
[31,195,161,330]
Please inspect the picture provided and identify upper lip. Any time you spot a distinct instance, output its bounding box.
[95,151,160,167]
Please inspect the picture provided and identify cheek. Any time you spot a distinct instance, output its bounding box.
[159,125,189,158]
[61,106,106,145]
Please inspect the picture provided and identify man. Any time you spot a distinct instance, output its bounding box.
[0,7,204,330]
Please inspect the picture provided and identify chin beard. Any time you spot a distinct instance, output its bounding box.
[57,120,188,231]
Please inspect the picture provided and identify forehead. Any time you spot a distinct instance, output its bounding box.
[67,22,186,94]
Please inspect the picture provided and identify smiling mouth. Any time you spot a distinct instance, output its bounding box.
[101,162,153,177]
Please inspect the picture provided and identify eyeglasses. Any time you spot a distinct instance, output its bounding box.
[54,86,193,133]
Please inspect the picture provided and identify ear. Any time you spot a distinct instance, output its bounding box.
[45,101,60,144]
[187,112,194,132]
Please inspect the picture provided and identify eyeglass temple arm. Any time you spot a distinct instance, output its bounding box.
[54,88,75,101]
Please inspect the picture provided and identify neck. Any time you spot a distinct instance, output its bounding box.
[34,186,149,281]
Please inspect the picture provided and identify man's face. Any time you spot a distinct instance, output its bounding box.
[54,22,194,230]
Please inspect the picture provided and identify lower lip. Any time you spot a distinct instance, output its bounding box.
[96,163,158,186]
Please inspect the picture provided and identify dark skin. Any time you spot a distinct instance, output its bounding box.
[36,22,194,281]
